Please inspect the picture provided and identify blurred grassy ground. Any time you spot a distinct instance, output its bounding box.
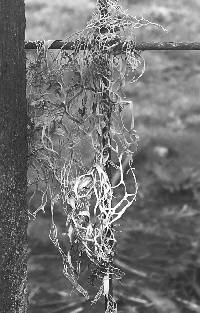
[25,0,200,142]
[26,1,200,313]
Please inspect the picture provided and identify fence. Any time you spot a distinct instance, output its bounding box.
[25,40,200,51]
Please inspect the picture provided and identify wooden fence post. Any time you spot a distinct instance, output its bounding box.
[0,1,28,312]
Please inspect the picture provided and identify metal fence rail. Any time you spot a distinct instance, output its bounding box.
[25,40,200,51]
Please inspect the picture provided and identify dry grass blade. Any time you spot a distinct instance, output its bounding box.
[114,259,147,278]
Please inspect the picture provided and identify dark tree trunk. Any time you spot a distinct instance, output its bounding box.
[0,1,28,312]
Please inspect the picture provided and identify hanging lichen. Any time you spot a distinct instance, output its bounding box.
[26,0,166,309]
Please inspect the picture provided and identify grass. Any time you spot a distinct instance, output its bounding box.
[25,0,95,40]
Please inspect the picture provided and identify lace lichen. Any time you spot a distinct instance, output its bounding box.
[26,0,166,309]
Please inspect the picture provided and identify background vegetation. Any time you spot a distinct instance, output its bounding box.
[26,1,200,312]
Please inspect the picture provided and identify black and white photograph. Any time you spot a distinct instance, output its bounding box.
[1,1,200,312]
